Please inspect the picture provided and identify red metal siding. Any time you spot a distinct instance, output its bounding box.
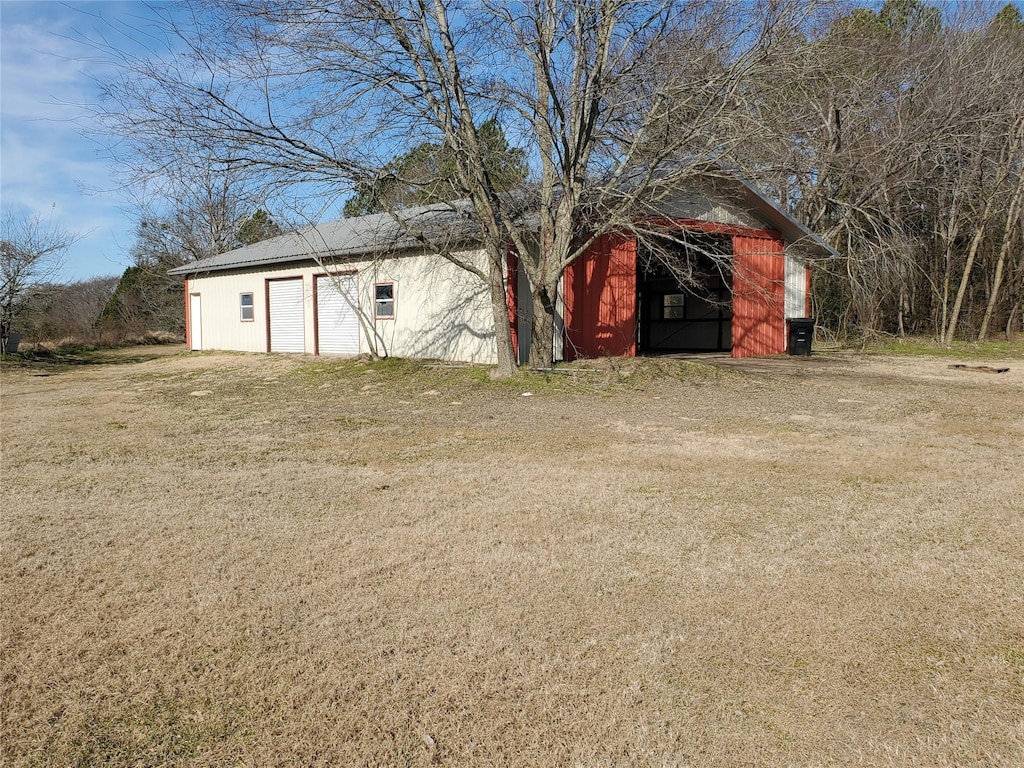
[564,233,637,360]
[732,235,786,357]
[506,248,519,362]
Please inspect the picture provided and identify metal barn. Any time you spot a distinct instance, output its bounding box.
[506,179,836,362]
[554,228,805,360]
[174,176,834,364]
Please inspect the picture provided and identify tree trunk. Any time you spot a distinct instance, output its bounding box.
[527,281,559,369]
[937,190,962,344]
[979,168,1024,340]
[978,236,1010,342]
[898,285,906,338]
[939,242,953,343]
[946,196,996,343]
[488,253,517,377]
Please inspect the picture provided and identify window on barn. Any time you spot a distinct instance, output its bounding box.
[662,293,686,319]
[240,292,255,321]
[374,283,395,319]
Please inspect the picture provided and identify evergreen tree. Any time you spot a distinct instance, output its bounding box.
[343,119,527,217]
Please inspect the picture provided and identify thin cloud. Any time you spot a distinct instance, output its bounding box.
[0,2,178,281]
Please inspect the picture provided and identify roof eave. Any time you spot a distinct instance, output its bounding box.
[733,178,839,260]
[168,236,482,277]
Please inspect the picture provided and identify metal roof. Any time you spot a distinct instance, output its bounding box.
[728,176,838,260]
[170,178,836,277]
[168,202,479,276]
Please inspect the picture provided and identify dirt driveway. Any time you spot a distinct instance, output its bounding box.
[2,347,1022,766]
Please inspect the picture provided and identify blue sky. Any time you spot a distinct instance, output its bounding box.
[0,0,176,281]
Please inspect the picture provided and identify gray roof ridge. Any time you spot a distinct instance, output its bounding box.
[725,174,839,259]
[168,200,477,276]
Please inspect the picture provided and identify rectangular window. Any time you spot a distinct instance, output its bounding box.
[240,292,254,321]
[374,283,394,319]
[662,293,685,319]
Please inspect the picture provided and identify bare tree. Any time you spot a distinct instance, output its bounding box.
[99,0,824,373]
[19,276,119,344]
[1,211,78,352]
[743,0,1024,343]
[102,166,284,338]
[978,147,1024,340]
[976,10,1024,341]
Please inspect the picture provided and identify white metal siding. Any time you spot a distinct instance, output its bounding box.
[316,274,359,355]
[186,247,495,363]
[784,253,806,319]
[189,294,203,350]
[656,187,764,230]
[268,278,305,353]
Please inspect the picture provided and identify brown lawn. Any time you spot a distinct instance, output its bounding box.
[2,346,1022,767]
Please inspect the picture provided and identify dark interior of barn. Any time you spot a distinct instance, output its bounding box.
[636,233,733,353]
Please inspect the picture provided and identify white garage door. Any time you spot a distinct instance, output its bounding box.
[268,278,305,353]
[316,274,359,355]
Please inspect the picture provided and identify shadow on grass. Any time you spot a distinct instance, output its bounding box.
[1,344,188,372]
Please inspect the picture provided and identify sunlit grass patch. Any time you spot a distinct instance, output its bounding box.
[865,336,1024,359]
[55,696,251,766]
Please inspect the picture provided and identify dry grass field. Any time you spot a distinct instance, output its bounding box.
[2,345,1023,767]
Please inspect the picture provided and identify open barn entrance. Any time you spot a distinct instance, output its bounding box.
[637,233,733,353]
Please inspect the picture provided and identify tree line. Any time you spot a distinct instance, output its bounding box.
[1,181,282,349]
[744,1,1024,344]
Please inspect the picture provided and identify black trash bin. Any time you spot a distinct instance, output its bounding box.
[787,318,814,356]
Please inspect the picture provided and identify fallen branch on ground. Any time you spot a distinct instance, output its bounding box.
[948,364,1010,373]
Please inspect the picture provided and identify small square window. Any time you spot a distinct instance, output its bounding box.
[663,293,685,319]
[240,292,254,321]
[374,283,394,319]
